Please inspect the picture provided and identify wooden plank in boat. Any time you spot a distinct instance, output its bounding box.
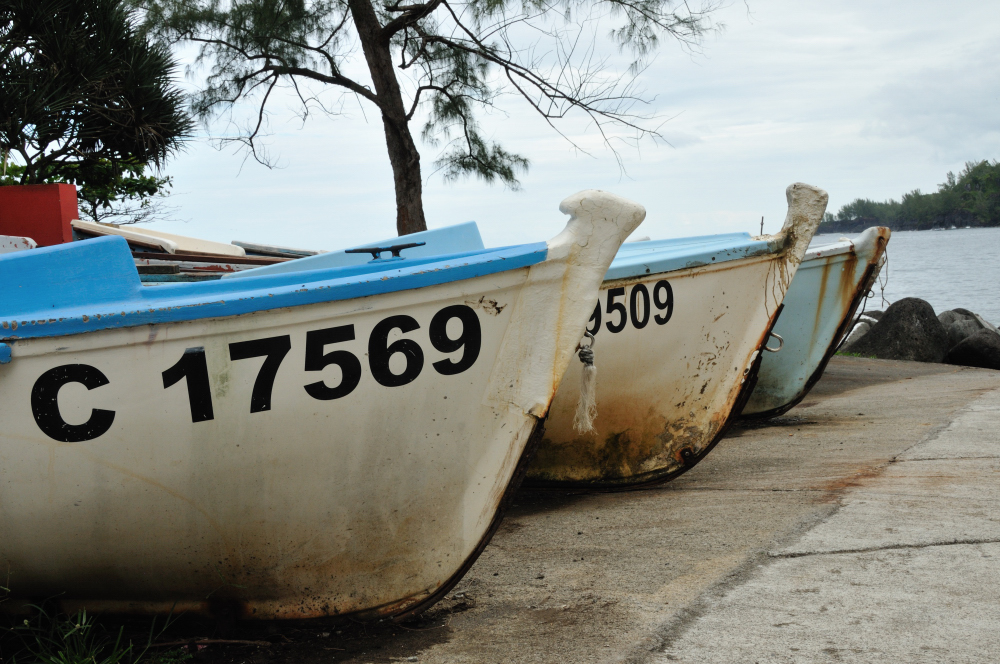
[232,240,323,258]
[132,251,291,265]
[72,220,247,257]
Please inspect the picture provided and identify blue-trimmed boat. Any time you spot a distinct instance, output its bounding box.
[0,190,644,619]
[740,226,890,418]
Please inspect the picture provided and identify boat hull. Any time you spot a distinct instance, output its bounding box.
[526,183,828,489]
[0,191,646,618]
[1,276,535,618]
[740,227,890,418]
[527,256,784,487]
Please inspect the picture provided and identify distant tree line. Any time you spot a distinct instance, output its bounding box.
[817,160,1000,233]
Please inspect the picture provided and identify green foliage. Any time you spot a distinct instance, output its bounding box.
[0,0,192,184]
[0,607,190,664]
[140,0,716,221]
[819,160,1000,232]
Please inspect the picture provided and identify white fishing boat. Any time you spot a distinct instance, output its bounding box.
[740,226,890,418]
[527,183,827,488]
[0,190,644,619]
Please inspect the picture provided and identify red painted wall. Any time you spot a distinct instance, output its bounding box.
[0,184,78,246]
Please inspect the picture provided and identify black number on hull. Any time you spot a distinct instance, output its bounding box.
[630,283,650,329]
[429,305,482,375]
[653,280,674,324]
[369,315,424,387]
[31,364,116,442]
[163,347,215,422]
[34,304,487,427]
[605,287,627,333]
[304,325,362,400]
[229,336,292,413]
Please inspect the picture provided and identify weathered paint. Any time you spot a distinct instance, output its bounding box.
[0,234,36,254]
[0,190,645,619]
[526,183,828,489]
[740,226,891,418]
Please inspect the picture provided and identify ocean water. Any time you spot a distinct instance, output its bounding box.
[812,227,1000,326]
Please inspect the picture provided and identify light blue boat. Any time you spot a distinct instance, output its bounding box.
[740,226,891,418]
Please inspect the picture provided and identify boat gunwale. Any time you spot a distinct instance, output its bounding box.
[1,237,548,342]
[1,267,533,358]
[599,244,789,291]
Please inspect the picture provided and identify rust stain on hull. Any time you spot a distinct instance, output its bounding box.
[529,306,779,491]
[527,252,794,490]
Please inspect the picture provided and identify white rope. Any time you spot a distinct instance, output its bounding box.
[573,333,598,433]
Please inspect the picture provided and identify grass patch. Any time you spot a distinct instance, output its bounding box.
[0,606,190,664]
[835,351,877,358]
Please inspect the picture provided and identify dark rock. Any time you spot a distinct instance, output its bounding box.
[939,311,959,327]
[939,309,971,327]
[945,317,986,348]
[842,298,950,362]
[945,329,1000,370]
[938,308,999,349]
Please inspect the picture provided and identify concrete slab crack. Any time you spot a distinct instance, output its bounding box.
[771,537,1000,559]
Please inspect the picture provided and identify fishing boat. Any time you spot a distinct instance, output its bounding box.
[0,190,644,619]
[739,226,890,419]
[526,183,828,488]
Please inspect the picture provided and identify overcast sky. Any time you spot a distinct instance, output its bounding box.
[146,0,1000,251]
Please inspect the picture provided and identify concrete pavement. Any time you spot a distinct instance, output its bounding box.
[657,383,1000,663]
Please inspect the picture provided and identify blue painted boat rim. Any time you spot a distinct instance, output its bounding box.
[222,221,486,280]
[804,238,855,261]
[0,235,547,341]
[803,227,889,263]
[223,224,784,289]
[605,232,780,281]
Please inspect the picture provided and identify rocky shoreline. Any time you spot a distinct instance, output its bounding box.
[842,297,1000,370]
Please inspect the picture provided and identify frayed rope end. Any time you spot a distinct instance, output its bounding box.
[572,333,598,434]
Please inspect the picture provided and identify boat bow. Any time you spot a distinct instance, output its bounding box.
[492,191,646,418]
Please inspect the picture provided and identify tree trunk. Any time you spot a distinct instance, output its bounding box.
[347,0,427,236]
